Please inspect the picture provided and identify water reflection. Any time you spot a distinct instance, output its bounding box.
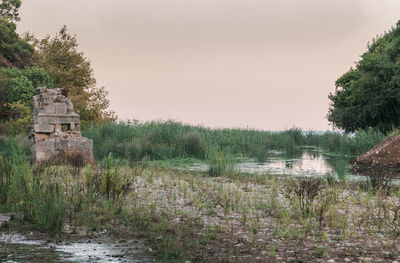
[237,149,336,176]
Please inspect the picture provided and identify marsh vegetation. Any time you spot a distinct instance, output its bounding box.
[1,122,399,262]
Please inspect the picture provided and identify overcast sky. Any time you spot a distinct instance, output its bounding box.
[17,0,400,130]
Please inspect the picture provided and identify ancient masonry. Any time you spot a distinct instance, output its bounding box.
[30,87,93,164]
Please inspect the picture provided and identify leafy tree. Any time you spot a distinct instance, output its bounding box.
[0,0,21,22]
[0,101,31,135]
[0,67,53,134]
[34,26,115,126]
[0,67,53,106]
[328,21,400,133]
[0,19,34,67]
[0,0,34,68]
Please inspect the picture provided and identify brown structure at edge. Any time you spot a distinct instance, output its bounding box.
[352,135,400,178]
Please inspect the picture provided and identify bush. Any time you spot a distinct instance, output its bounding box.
[284,177,324,217]
[253,145,269,163]
[207,151,228,177]
[183,130,205,158]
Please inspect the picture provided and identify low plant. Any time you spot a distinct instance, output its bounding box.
[207,151,228,177]
[284,177,324,218]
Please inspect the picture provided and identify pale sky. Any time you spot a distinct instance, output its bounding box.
[17,0,400,130]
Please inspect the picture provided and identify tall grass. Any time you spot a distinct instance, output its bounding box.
[306,128,386,157]
[0,136,140,234]
[83,121,386,162]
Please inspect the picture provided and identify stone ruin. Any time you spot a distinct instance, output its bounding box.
[29,87,93,165]
[352,135,400,178]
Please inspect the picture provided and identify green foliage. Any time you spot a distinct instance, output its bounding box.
[96,155,139,210]
[84,121,385,164]
[26,171,67,233]
[0,0,21,22]
[315,128,385,157]
[0,102,32,135]
[183,130,205,159]
[2,71,34,105]
[0,13,112,131]
[0,135,140,234]
[35,26,114,126]
[1,67,53,105]
[0,137,30,211]
[0,67,53,135]
[0,19,17,47]
[253,144,269,163]
[0,19,34,67]
[285,177,324,217]
[0,135,29,161]
[0,157,139,234]
[328,21,400,132]
[0,137,65,233]
[83,121,310,162]
[207,151,228,177]
[124,206,207,262]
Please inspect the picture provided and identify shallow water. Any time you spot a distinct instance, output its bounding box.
[1,234,155,263]
[190,147,356,178]
[0,216,155,263]
[237,151,334,176]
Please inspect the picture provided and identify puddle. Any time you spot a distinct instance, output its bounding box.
[1,235,156,263]
[56,239,155,263]
[0,215,156,263]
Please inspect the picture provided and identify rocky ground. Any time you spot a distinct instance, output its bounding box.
[2,167,400,262]
[130,167,400,262]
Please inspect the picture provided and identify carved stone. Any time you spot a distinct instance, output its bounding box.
[30,87,93,165]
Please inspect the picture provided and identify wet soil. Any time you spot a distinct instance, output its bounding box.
[0,216,157,263]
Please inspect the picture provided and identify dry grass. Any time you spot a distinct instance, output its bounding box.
[127,167,400,262]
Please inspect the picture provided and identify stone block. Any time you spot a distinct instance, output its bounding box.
[55,103,68,114]
[34,133,50,142]
[30,87,93,165]
[34,123,54,133]
[30,140,56,163]
[42,104,56,114]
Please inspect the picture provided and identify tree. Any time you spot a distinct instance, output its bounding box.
[328,21,400,133]
[0,19,34,68]
[34,26,115,126]
[0,0,34,68]
[0,0,21,22]
[0,67,53,134]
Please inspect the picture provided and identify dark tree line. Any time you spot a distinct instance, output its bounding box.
[328,21,400,133]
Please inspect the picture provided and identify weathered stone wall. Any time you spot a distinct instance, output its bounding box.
[30,87,93,165]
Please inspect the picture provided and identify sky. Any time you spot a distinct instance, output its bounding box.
[17,0,400,130]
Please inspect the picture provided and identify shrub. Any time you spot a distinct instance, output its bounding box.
[183,130,205,158]
[253,145,269,163]
[284,177,324,217]
[207,151,228,177]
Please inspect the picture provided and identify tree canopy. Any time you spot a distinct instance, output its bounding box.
[0,0,21,22]
[328,21,400,133]
[34,26,114,126]
[0,67,53,134]
[0,0,114,135]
